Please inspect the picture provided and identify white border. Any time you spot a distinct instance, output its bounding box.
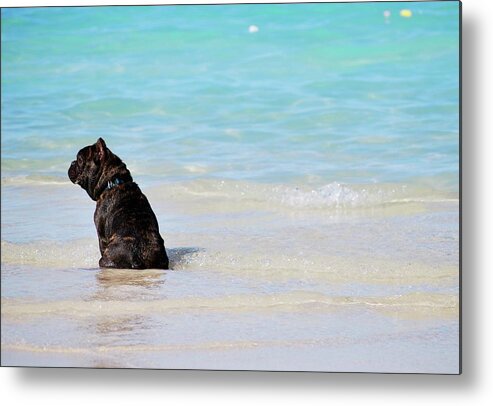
[2,0,492,405]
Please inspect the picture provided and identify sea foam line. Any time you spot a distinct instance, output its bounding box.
[1,292,458,320]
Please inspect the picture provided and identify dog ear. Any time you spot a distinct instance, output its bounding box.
[95,138,107,162]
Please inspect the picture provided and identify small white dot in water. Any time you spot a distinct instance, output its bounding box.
[383,10,391,18]
[248,25,259,33]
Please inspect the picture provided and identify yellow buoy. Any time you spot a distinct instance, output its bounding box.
[400,9,413,18]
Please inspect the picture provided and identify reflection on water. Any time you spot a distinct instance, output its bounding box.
[88,248,203,349]
[94,315,146,335]
[92,266,167,305]
[96,268,166,289]
[90,268,165,356]
[85,248,204,361]
[92,246,204,291]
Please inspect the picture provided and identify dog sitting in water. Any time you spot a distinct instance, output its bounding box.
[68,138,169,269]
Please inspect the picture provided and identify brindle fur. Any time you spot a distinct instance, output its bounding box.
[68,138,169,269]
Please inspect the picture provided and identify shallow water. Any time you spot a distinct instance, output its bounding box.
[1,179,460,372]
[1,2,459,372]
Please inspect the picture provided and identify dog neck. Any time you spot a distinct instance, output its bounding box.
[106,177,126,191]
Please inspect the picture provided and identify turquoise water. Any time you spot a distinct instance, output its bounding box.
[2,2,459,188]
[1,2,460,372]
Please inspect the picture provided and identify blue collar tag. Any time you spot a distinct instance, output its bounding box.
[106,178,124,191]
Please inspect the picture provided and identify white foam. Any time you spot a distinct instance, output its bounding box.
[1,174,69,186]
[277,182,364,209]
[149,179,457,213]
[1,239,99,269]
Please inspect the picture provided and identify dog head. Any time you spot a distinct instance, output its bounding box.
[68,138,132,201]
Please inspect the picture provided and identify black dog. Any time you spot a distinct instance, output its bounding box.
[68,138,169,269]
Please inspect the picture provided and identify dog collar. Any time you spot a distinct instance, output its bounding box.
[106,177,125,191]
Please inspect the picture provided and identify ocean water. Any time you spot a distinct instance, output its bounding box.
[1,2,460,372]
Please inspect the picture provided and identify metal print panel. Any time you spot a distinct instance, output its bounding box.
[0,1,461,373]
